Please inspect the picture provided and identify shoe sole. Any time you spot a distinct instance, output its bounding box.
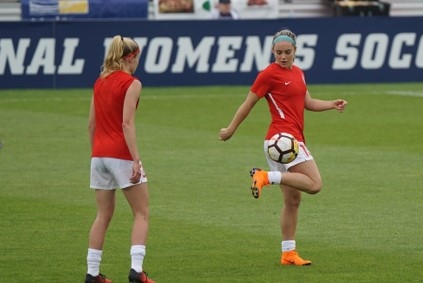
[251,186,259,198]
[282,260,312,266]
[250,168,261,199]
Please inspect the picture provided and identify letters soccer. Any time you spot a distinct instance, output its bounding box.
[1,32,422,77]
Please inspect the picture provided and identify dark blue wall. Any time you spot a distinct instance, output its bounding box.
[0,17,422,89]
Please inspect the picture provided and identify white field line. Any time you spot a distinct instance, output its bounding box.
[143,90,423,99]
[1,90,423,102]
[312,90,423,98]
[0,92,236,102]
[386,91,423,97]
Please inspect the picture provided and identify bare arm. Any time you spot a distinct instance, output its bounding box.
[304,90,347,113]
[219,91,260,141]
[88,94,95,149]
[122,79,142,183]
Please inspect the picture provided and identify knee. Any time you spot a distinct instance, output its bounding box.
[134,209,149,221]
[284,191,302,208]
[308,180,322,195]
[95,213,113,228]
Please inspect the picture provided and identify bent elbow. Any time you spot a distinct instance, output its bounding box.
[122,121,134,132]
[88,123,95,134]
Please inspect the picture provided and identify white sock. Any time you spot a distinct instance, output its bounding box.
[268,171,282,185]
[87,248,102,276]
[130,245,146,273]
[282,240,296,252]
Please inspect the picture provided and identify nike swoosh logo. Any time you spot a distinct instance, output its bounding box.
[285,81,291,85]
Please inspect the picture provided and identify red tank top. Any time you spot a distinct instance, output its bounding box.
[91,71,137,160]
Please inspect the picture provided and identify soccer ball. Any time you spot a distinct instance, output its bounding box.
[267,132,299,164]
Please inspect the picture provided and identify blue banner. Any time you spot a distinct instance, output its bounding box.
[0,17,422,89]
[21,0,148,20]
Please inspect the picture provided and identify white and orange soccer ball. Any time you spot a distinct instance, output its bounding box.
[267,132,299,164]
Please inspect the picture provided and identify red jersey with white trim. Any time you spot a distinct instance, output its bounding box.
[91,70,138,160]
[251,63,307,142]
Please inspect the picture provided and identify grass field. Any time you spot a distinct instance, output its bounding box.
[0,83,422,283]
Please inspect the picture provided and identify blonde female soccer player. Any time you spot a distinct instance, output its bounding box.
[85,35,155,283]
[219,29,347,266]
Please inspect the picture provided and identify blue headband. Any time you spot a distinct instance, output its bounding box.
[272,35,296,46]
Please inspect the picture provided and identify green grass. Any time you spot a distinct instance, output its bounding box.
[0,83,422,282]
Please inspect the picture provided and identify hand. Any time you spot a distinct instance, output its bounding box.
[219,128,233,141]
[130,160,142,184]
[334,99,347,113]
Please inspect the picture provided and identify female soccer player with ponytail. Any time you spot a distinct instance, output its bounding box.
[219,29,347,266]
[85,35,155,283]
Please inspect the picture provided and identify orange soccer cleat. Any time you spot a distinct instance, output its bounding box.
[281,250,312,266]
[249,168,269,199]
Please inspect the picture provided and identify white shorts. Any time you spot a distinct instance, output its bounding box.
[263,140,314,172]
[90,157,148,190]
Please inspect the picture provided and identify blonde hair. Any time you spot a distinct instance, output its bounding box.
[100,35,139,77]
